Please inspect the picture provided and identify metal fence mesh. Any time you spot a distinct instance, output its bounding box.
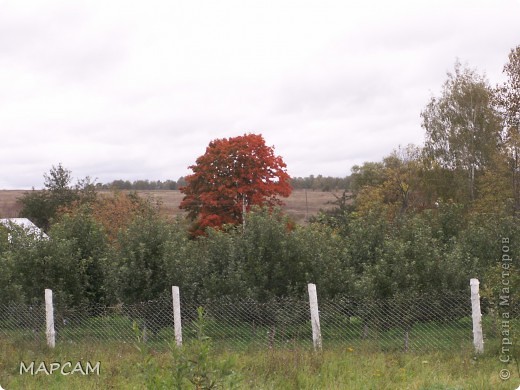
[0,292,516,352]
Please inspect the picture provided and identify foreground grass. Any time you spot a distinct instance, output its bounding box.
[0,339,518,389]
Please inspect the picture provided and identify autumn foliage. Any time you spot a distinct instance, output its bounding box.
[89,192,155,242]
[61,191,157,243]
[180,134,292,234]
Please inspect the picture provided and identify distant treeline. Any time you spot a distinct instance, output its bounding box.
[96,178,187,190]
[98,175,351,191]
[290,175,351,191]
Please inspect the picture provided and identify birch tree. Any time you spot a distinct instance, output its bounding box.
[421,62,502,201]
[497,45,520,213]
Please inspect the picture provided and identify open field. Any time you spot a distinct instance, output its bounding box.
[0,191,24,218]
[0,189,341,224]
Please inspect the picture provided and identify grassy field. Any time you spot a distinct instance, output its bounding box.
[0,189,341,224]
[0,312,518,389]
[0,191,23,219]
[0,337,518,389]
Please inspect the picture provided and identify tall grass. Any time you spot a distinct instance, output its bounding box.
[1,336,518,389]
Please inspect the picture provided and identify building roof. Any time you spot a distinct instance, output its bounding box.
[0,218,49,240]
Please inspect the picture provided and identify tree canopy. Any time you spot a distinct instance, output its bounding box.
[496,45,520,212]
[18,164,96,231]
[421,62,502,201]
[180,134,292,234]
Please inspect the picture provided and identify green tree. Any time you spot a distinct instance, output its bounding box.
[43,163,74,193]
[0,226,24,303]
[6,227,88,306]
[18,190,54,231]
[350,161,386,195]
[350,209,471,301]
[381,145,424,215]
[346,146,426,223]
[237,207,300,301]
[292,221,353,298]
[421,61,502,201]
[178,226,248,301]
[18,164,96,231]
[496,45,520,213]
[114,211,172,303]
[310,190,354,236]
[50,207,110,305]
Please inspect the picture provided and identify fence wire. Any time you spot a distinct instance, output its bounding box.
[0,292,517,352]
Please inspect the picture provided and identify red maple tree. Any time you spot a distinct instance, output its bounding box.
[180,133,292,234]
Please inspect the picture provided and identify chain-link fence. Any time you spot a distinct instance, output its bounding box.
[0,289,517,353]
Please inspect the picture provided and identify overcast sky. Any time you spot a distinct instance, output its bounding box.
[1,0,519,189]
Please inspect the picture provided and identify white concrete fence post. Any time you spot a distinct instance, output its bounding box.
[308,283,322,351]
[470,278,484,354]
[45,288,55,348]
[172,286,182,346]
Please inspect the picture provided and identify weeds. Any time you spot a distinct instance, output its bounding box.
[0,330,518,389]
[134,307,240,389]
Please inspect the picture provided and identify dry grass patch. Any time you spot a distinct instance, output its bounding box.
[0,189,342,223]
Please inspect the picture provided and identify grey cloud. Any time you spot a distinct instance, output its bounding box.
[0,4,127,84]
